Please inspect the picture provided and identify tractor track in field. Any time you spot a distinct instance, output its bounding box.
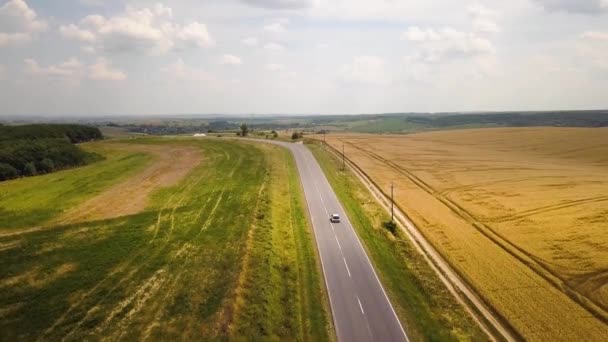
[41,147,243,340]
[335,139,608,325]
[58,144,202,225]
[493,196,608,222]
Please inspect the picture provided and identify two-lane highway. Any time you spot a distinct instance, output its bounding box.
[266,140,408,342]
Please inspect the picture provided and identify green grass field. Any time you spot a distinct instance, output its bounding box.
[0,138,330,341]
[308,141,487,341]
[0,143,152,231]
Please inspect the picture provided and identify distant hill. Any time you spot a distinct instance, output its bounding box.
[0,124,103,181]
[344,111,608,133]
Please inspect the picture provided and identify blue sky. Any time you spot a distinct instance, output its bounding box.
[1,0,607,115]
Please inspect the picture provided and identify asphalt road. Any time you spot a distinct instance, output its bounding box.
[269,141,408,342]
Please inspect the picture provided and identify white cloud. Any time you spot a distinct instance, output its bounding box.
[220,54,243,65]
[264,21,287,34]
[78,0,104,7]
[60,24,96,42]
[471,18,500,33]
[402,27,441,42]
[339,56,389,85]
[0,32,28,45]
[239,0,313,9]
[0,64,6,79]
[468,4,500,33]
[82,46,96,54]
[241,36,259,46]
[0,0,47,47]
[162,59,212,81]
[266,63,285,71]
[306,1,456,21]
[62,4,214,54]
[89,58,126,80]
[264,42,285,51]
[175,22,214,48]
[531,0,608,14]
[25,57,84,78]
[581,30,608,40]
[24,57,125,81]
[402,27,494,63]
[578,31,608,70]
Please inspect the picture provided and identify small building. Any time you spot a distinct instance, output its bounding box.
[193,133,207,137]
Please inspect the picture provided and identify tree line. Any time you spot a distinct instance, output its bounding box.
[0,124,103,181]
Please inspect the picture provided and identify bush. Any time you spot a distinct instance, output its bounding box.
[383,220,397,234]
[291,132,302,140]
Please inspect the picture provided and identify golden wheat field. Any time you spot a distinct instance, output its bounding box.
[317,127,608,341]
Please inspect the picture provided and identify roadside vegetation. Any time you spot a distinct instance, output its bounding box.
[0,138,330,341]
[229,142,331,341]
[307,141,488,341]
[0,124,103,181]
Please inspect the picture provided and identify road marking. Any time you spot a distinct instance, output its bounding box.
[357,296,365,315]
[343,257,351,277]
[335,236,342,251]
[263,143,408,342]
[307,146,410,342]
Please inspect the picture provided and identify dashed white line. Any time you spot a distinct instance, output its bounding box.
[343,257,351,277]
[357,296,365,315]
[335,235,342,251]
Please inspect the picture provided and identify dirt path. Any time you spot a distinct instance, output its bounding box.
[57,144,202,224]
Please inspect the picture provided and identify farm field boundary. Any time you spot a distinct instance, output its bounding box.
[318,141,517,342]
[309,141,491,341]
[313,130,608,341]
[337,138,608,323]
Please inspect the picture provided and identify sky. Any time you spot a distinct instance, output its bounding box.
[0,0,607,116]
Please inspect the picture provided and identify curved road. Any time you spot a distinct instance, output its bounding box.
[267,141,408,342]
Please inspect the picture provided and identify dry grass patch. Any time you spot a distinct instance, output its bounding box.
[58,144,202,224]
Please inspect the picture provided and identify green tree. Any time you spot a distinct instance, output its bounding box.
[23,162,37,176]
[39,158,55,173]
[240,123,249,136]
[291,132,302,140]
[0,163,19,181]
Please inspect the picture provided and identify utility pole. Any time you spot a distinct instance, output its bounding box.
[342,144,345,171]
[391,182,395,223]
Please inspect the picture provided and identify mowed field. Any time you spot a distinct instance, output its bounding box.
[317,127,608,341]
[0,138,329,340]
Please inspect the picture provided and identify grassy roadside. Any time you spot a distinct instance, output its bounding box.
[229,142,331,341]
[308,141,488,341]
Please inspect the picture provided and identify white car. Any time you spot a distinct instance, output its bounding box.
[330,214,340,223]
